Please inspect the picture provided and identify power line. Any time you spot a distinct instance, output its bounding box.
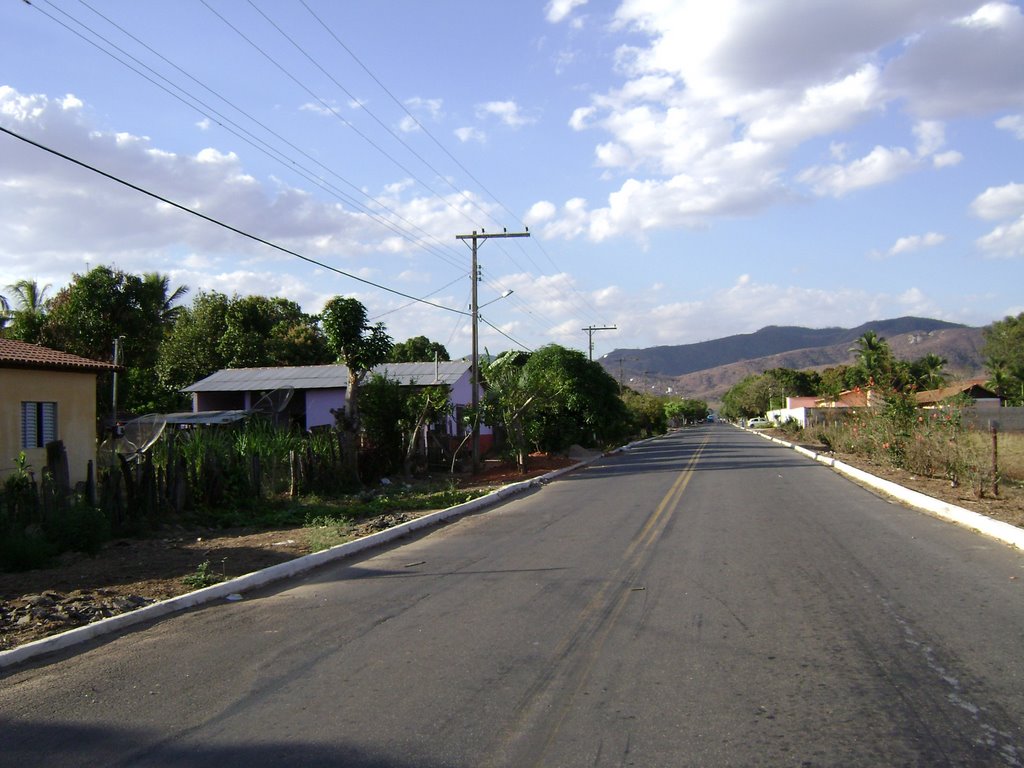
[295,1,605,325]
[32,0,469,274]
[249,0,495,229]
[480,316,532,352]
[55,0,471,273]
[0,124,469,316]
[199,0,472,230]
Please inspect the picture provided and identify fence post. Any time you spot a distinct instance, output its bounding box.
[990,419,999,497]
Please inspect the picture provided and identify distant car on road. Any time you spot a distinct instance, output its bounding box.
[747,417,770,428]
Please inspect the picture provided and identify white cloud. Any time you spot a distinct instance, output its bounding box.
[996,114,1024,139]
[400,97,443,132]
[971,182,1024,258]
[540,1,1023,241]
[0,86,498,322]
[298,100,341,117]
[746,66,884,146]
[454,126,485,143]
[955,2,1019,29]
[976,216,1024,258]
[476,100,536,128]
[970,182,1024,219]
[525,200,557,224]
[932,150,963,168]
[546,0,588,24]
[799,145,917,197]
[885,232,946,257]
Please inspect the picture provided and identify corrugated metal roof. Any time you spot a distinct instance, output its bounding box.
[184,361,472,392]
[0,338,119,373]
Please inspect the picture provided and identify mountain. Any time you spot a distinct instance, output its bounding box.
[601,317,987,406]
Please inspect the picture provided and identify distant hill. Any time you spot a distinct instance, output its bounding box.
[601,318,987,406]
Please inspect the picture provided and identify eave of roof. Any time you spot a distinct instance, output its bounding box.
[184,360,472,392]
[0,338,118,373]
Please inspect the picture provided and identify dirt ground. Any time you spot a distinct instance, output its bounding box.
[0,455,575,652]
[3,440,1022,653]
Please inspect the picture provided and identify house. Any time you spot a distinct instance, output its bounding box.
[183,360,492,451]
[914,378,1001,410]
[1,338,117,486]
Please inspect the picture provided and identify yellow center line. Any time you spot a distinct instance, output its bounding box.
[495,433,712,768]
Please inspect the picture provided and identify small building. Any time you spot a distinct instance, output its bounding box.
[914,378,1001,410]
[0,338,117,486]
[184,360,491,451]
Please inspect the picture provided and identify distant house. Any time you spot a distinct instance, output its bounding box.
[768,390,878,428]
[0,338,117,486]
[914,378,1001,410]
[184,360,491,451]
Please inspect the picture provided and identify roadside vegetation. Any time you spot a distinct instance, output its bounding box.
[720,315,1024,503]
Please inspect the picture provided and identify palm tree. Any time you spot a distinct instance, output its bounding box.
[0,292,10,330]
[4,279,51,342]
[849,330,887,383]
[141,272,189,326]
[910,353,948,391]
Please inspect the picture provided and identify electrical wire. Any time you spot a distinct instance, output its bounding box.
[479,316,533,352]
[295,1,607,326]
[44,0,470,273]
[0,124,469,316]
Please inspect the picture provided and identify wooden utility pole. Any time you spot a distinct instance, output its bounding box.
[456,228,530,472]
[582,324,617,361]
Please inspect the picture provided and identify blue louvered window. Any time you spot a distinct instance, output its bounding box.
[21,402,58,448]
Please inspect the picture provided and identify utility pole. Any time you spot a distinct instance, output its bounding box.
[582,324,617,361]
[456,228,530,473]
[111,335,125,435]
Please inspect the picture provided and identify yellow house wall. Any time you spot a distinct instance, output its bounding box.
[0,368,98,487]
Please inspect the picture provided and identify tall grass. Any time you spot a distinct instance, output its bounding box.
[814,395,1004,495]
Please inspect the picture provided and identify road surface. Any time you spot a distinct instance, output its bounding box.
[2,424,1023,766]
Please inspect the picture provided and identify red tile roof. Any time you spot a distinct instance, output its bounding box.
[0,338,118,372]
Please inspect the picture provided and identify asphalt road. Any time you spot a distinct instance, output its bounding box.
[2,424,1023,767]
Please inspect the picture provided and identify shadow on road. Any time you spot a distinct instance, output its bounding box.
[2,719,446,768]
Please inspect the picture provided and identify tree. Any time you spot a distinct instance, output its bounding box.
[4,279,51,343]
[479,350,548,473]
[40,266,188,417]
[983,313,1024,405]
[219,295,329,369]
[620,389,668,436]
[320,297,393,481]
[521,344,629,451]
[156,291,232,394]
[908,353,948,391]
[850,330,909,391]
[665,398,708,425]
[360,377,452,478]
[389,335,450,363]
[818,365,862,399]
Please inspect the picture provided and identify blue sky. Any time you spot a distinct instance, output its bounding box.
[2,0,1023,360]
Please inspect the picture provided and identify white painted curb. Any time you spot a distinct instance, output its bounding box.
[1,456,603,671]
[739,424,1024,552]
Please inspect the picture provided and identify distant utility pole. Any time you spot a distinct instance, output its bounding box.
[456,228,530,473]
[582,324,617,361]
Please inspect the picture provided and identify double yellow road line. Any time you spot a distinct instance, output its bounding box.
[495,433,711,767]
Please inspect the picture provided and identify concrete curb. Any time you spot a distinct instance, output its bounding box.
[740,425,1024,552]
[1,456,604,671]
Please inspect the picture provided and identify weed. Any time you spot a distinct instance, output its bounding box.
[181,559,226,589]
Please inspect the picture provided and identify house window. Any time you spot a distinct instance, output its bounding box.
[21,402,58,448]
